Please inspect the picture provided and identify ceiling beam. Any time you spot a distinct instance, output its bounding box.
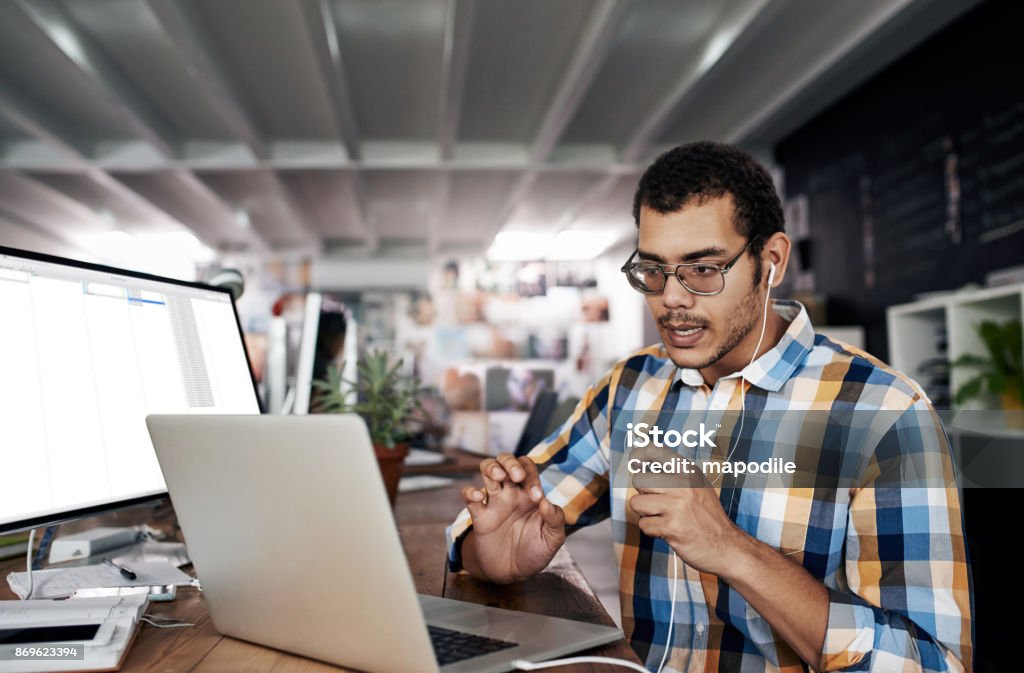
[0,204,87,256]
[558,173,620,229]
[350,171,376,252]
[11,0,281,254]
[493,170,540,235]
[529,0,627,163]
[430,173,449,256]
[15,0,179,159]
[488,0,626,243]
[438,0,476,161]
[147,0,317,252]
[145,0,266,160]
[300,0,361,161]
[4,141,634,172]
[724,0,928,144]
[0,169,106,242]
[299,0,372,250]
[0,78,90,159]
[435,0,475,259]
[264,171,322,252]
[0,83,184,232]
[0,79,250,253]
[620,0,773,163]
[172,171,270,253]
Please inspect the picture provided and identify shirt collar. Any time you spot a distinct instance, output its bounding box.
[672,299,815,392]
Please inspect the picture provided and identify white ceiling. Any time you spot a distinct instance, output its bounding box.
[0,0,979,265]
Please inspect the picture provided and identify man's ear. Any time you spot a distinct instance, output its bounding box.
[762,233,791,287]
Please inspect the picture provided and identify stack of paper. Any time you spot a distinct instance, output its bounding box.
[0,595,147,672]
[6,562,193,600]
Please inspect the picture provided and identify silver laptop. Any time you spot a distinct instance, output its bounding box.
[146,414,622,673]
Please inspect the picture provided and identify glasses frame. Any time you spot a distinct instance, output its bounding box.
[620,237,757,296]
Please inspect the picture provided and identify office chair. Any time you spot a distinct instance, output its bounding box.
[513,390,559,457]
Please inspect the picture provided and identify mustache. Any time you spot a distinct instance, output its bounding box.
[659,313,710,328]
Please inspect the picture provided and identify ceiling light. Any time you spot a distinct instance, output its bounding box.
[486,231,551,262]
[547,230,620,261]
[235,210,251,230]
[76,231,215,280]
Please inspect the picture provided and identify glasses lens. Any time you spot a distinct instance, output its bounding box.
[625,264,665,294]
[678,265,724,295]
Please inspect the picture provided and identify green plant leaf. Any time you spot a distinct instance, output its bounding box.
[310,349,423,448]
[950,354,992,369]
[953,319,1024,405]
[955,374,985,405]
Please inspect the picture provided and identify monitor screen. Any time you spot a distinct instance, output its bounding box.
[0,246,261,533]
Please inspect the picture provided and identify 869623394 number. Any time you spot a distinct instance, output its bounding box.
[1,645,84,661]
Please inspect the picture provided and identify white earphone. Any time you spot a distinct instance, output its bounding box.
[768,261,776,286]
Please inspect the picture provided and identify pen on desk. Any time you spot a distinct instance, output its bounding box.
[103,557,137,580]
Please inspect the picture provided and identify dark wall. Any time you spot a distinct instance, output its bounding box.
[776,0,1024,360]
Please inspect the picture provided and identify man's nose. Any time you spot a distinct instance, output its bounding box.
[660,273,696,310]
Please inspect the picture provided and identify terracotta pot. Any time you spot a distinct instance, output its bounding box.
[374,441,409,505]
[1002,392,1024,429]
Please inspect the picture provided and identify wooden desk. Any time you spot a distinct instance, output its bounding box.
[404,447,489,476]
[1,478,641,672]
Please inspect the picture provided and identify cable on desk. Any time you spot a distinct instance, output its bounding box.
[513,656,651,673]
[23,528,37,600]
[141,616,195,629]
[32,525,56,570]
[514,551,679,673]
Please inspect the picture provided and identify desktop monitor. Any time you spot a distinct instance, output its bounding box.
[291,292,323,415]
[292,294,357,415]
[0,245,262,534]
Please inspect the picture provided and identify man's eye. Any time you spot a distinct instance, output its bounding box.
[639,265,661,277]
[691,265,716,276]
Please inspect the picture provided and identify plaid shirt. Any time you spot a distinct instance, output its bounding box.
[447,300,973,672]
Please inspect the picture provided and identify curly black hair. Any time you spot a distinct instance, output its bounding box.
[632,141,784,282]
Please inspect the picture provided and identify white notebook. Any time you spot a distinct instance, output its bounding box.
[0,595,147,672]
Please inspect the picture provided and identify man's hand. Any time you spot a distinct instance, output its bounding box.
[627,444,747,575]
[459,453,565,584]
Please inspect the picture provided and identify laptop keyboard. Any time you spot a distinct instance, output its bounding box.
[428,624,517,666]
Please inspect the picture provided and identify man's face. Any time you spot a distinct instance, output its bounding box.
[638,196,763,373]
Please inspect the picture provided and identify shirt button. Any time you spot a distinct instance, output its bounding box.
[695,623,705,634]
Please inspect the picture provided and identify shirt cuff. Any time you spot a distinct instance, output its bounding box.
[445,507,474,572]
[820,587,877,671]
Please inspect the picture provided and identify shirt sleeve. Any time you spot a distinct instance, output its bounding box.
[445,368,616,571]
[819,401,973,672]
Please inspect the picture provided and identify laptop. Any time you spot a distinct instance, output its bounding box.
[146,414,622,673]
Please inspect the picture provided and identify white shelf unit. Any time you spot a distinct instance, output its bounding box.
[887,283,1024,410]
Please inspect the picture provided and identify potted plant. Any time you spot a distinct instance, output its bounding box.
[951,319,1023,416]
[313,350,422,504]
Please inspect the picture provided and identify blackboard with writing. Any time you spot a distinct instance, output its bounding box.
[776,0,1024,359]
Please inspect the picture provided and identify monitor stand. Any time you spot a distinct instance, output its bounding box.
[55,539,190,568]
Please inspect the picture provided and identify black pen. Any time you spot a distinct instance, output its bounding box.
[102,557,137,581]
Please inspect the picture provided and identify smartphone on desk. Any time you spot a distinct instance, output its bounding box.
[0,621,114,647]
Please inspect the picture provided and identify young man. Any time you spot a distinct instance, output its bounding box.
[446,142,972,672]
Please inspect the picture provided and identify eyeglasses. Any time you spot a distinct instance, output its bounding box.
[620,238,756,296]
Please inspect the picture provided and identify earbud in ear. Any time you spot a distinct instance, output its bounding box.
[768,262,777,286]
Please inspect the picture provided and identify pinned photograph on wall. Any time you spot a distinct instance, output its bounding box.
[581,291,610,322]
[551,260,598,288]
[528,332,569,359]
[440,365,484,411]
[484,366,555,412]
[516,262,547,297]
